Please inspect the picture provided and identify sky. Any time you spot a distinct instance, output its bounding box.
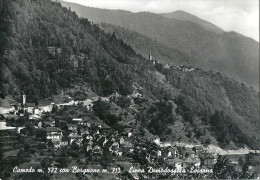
[62,0,259,41]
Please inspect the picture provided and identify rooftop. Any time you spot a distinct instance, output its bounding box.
[26,103,36,107]
[46,127,62,132]
[72,118,83,121]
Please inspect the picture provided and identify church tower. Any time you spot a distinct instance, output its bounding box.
[21,92,26,106]
[149,50,153,60]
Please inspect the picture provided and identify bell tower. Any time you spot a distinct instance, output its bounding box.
[21,92,26,106]
[149,50,153,60]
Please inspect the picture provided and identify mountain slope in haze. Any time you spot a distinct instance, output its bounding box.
[160,10,224,34]
[100,23,190,66]
[60,1,259,90]
[0,0,259,151]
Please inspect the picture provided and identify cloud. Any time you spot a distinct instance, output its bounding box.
[63,0,259,41]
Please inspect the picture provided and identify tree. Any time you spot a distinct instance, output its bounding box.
[239,153,257,179]
[56,157,68,168]
[52,104,58,113]
[212,155,233,179]
[41,157,51,169]
[34,95,39,106]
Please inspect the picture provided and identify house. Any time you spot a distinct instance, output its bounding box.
[86,145,92,152]
[86,135,93,141]
[121,141,134,154]
[117,151,123,156]
[153,137,160,145]
[109,142,119,154]
[175,161,183,172]
[87,140,93,146]
[48,46,56,55]
[176,65,195,72]
[86,121,91,127]
[29,113,41,120]
[67,124,77,131]
[81,117,91,126]
[39,103,54,113]
[33,107,40,114]
[44,120,55,127]
[38,121,42,129]
[60,137,69,146]
[164,64,170,69]
[72,118,83,124]
[157,150,162,157]
[68,134,83,145]
[192,145,204,154]
[131,91,143,98]
[70,55,79,68]
[68,132,77,137]
[203,154,216,168]
[116,148,123,156]
[182,158,201,169]
[51,138,68,149]
[46,127,62,140]
[26,103,36,114]
[185,149,196,159]
[167,146,178,158]
[93,130,100,135]
[0,106,16,114]
[177,146,187,158]
[122,128,133,137]
[92,145,102,154]
[166,158,183,171]
[81,129,90,136]
[52,139,61,149]
[119,137,125,144]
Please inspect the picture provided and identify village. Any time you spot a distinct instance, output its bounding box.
[0,90,257,179]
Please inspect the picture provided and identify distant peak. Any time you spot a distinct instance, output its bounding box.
[160,10,224,34]
[162,10,194,16]
[173,10,191,14]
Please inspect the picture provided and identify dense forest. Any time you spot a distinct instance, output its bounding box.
[60,1,259,90]
[0,0,259,149]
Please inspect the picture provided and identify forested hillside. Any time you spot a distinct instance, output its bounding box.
[0,0,259,149]
[60,1,259,90]
[160,10,224,34]
[100,23,190,66]
[0,0,148,101]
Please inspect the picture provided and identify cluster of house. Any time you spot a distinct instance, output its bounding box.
[4,94,54,120]
[2,92,97,121]
[132,136,217,171]
[33,117,136,158]
[1,91,217,171]
[175,65,195,72]
[147,51,174,70]
[28,111,217,171]
[164,64,171,69]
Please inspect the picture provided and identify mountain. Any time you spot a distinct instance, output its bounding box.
[160,10,224,34]
[0,0,259,151]
[60,1,259,90]
[100,23,190,66]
